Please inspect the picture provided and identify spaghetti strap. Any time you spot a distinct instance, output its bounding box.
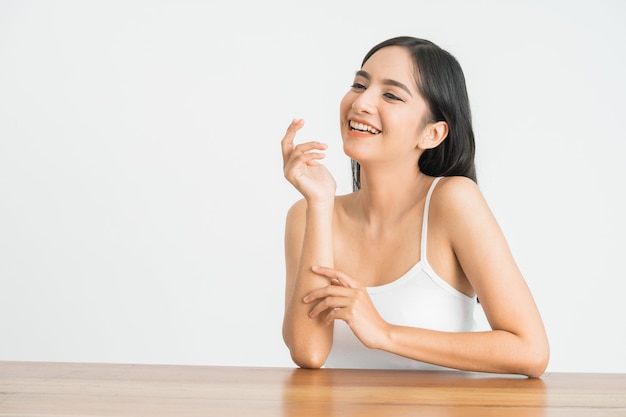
[420,177,443,261]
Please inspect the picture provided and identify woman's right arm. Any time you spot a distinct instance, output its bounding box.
[283,199,335,368]
[281,119,336,368]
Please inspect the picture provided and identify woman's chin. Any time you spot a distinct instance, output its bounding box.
[342,138,375,162]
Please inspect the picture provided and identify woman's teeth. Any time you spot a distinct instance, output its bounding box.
[350,121,380,134]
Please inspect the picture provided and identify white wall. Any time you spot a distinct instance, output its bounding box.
[1,0,625,373]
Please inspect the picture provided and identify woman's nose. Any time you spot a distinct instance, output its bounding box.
[352,90,375,114]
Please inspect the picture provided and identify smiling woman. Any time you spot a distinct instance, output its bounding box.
[280,36,549,377]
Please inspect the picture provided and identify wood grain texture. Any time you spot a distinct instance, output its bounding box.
[1,362,624,416]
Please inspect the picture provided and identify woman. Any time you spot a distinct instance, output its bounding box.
[280,36,549,377]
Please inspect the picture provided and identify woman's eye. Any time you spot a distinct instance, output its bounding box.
[384,92,403,101]
[351,83,366,90]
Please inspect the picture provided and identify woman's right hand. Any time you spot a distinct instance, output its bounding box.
[281,119,336,205]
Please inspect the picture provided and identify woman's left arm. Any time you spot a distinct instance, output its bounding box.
[430,176,550,376]
[386,177,549,377]
[305,177,549,377]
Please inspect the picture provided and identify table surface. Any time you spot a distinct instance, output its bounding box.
[1,361,625,417]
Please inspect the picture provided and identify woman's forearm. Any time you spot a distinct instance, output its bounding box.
[283,202,335,368]
[381,325,549,377]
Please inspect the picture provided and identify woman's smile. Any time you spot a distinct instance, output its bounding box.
[349,120,381,135]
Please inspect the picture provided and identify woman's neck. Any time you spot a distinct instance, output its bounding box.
[353,163,431,227]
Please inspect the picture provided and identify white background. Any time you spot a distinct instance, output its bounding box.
[1,0,625,373]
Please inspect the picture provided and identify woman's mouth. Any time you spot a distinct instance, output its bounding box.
[349,120,381,135]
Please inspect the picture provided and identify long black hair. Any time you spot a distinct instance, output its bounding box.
[351,36,476,191]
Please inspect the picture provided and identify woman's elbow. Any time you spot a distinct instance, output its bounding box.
[290,351,326,369]
[286,339,329,368]
[520,341,550,378]
[283,327,330,369]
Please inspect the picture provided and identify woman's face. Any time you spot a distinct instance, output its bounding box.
[340,46,432,166]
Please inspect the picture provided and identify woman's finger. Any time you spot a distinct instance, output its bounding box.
[311,266,357,289]
[280,118,304,163]
[331,278,345,287]
[284,142,328,170]
[307,293,351,319]
[303,285,351,304]
[288,150,326,169]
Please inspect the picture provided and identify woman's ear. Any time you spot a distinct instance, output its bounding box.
[419,121,449,150]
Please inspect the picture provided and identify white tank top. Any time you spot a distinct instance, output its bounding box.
[325,177,478,370]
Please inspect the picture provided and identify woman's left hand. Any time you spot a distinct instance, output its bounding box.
[303,266,390,350]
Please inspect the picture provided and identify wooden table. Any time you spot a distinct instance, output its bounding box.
[1,361,625,416]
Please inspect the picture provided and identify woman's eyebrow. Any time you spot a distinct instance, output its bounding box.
[355,70,413,97]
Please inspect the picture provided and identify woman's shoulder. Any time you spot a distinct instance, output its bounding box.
[430,176,488,220]
[286,197,307,214]
[434,175,479,196]
[285,198,307,230]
